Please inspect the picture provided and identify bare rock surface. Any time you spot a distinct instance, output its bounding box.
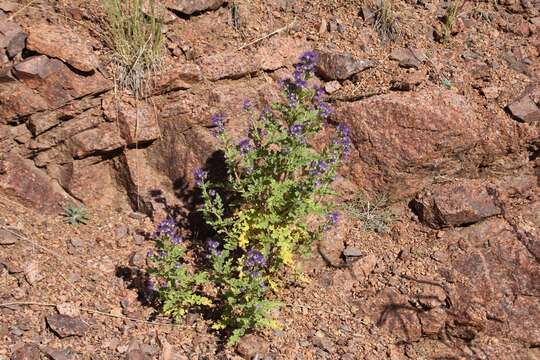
[26,23,99,72]
[315,51,373,80]
[46,314,88,338]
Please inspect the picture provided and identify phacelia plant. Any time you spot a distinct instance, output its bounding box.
[148,52,351,345]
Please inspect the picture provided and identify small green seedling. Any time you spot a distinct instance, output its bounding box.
[63,203,89,225]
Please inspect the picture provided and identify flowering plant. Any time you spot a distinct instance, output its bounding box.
[148,52,351,345]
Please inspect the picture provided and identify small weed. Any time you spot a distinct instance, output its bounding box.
[441,0,464,42]
[343,193,394,234]
[371,0,400,42]
[63,203,89,225]
[102,0,164,96]
[441,78,452,89]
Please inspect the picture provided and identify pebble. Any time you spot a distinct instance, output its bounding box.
[46,314,87,338]
[342,246,362,258]
[0,228,18,245]
[133,233,145,245]
[115,224,129,240]
[236,334,269,359]
[70,237,84,247]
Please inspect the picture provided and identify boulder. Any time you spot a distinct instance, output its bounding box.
[410,179,501,228]
[26,23,99,72]
[334,89,520,197]
[0,153,71,214]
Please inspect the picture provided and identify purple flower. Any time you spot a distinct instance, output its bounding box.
[208,189,216,197]
[194,168,208,186]
[334,124,351,156]
[153,218,181,243]
[206,239,221,256]
[146,250,153,258]
[245,249,267,268]
[211,114,225,134]
[318,102,333,118]
[289,124,304,137]
[238,139,253,156]
[146,279,156,292]
[314,86,325,102]
[330,211,339,225]
[243,99,252,111]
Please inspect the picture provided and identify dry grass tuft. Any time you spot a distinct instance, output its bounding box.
[342,192,395,234]
[102,0,164,96]
[441,0,464,42]
[371,0,400,42]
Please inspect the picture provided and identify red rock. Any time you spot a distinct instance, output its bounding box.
[236,334,269,359]
[198,37,308,81]
[26,23,99,72]
[69,122,125,158]
[0,153,71,214]
[418,308,447,335]
[165,0,226,15]
[151,63,202,95]
[410,179,501,229]
[10,343,41,360]
[46,314,87,338]
[0,81,49,123]
[335,90,492,195]
[102,95,160,145]
[507,94,540,123]
[316,51,373,80]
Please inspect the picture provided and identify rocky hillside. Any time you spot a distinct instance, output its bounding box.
[0,0,539,359]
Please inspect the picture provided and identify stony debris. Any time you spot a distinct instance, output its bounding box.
[56,302,81,317]
[315,51,373,80]
[42,347,77,360]
[410,180,501,229]
[26,23,99,72]
[46,314,88,338]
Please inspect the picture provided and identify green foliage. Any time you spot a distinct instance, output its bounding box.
[343,193,395,234]
[102,0,163,96]
[441,77,452,89]
[148,52,350,345]
[63,203,89,225]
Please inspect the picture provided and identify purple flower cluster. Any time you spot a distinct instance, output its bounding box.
[245,249,267,268]
[206,239,221,257]
[289,124,304,137]
[334,124,351,156]
[238,139,253,156]
[194,168,208,187]
[329,211,339,225]
[294,51,318,82]
[309,160,329,176]
[243,99,252,111]
[153,218,182,244]
[211,114,225,135]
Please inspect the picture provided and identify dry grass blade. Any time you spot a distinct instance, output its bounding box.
[102,0,164,96]
[442,0,464,42]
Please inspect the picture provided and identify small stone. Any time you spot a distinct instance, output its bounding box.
[126,349,145,360]
[129,212,147,220]
[352,254,377,278]
[390,48,424,69]
[56,302,81,317]
[343,246,362,258]
[507,95,540,123]
[319,19,328,34]
[133,234,145,245]
[115,224,129,240]
[42,347,77,360]
[24,260,44,285]
[312,331,334,352]
[316,51,373,80]
[236,334,269,359]
[46,314,87,338]
[117,344,129,354]
[0,1,19,12]
[70,237,84,247]
[0,228,18,245]
[324,80,341,94]
[129,251,146,268]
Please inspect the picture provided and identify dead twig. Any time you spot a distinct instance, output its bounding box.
[0,301,183,327]
[236,19,296,51]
